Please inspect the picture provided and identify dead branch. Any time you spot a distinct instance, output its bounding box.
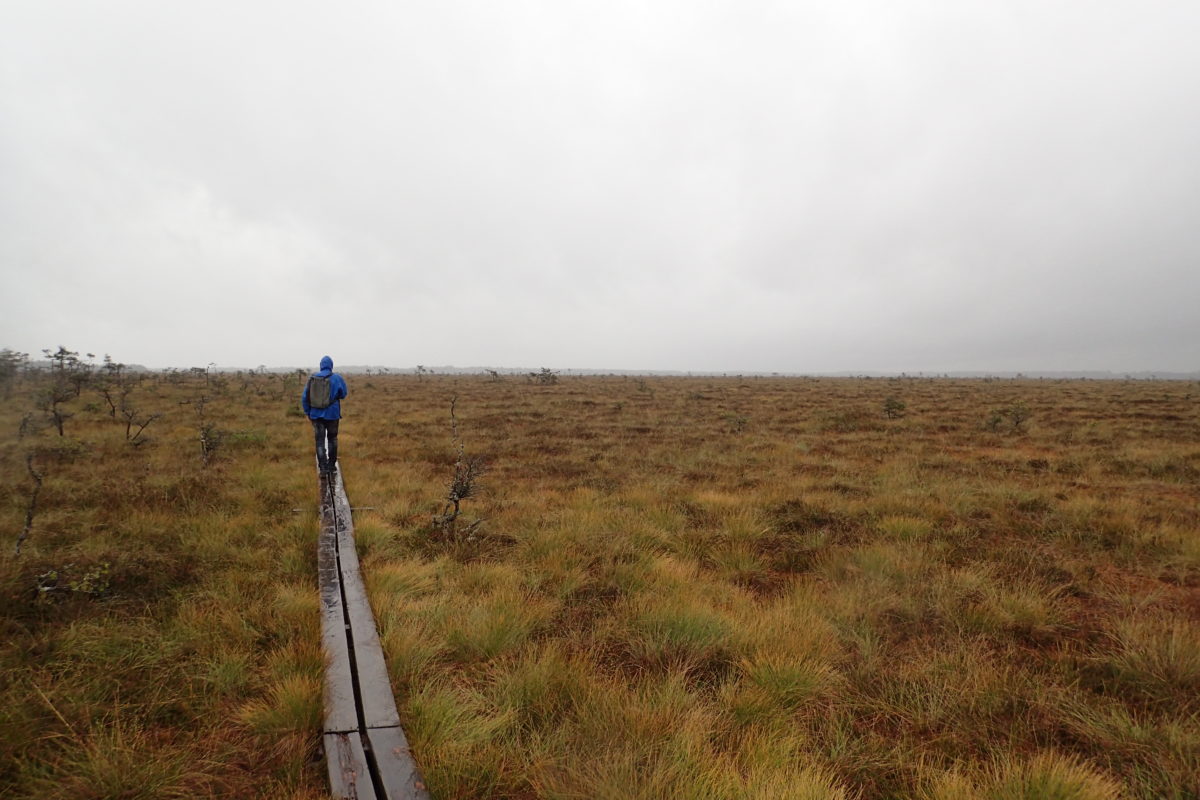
[432,395,487,538]
[15,453,43,557]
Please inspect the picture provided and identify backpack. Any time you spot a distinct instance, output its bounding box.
[307,375,333,409]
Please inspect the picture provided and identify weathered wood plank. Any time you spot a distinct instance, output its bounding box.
[319,476,359,734]
[366,727,432,800]
[323,732,378,800]
[343,582,402,727]
[320,466,429,799]
[331,474,403,730]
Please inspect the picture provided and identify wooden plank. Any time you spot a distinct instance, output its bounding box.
[366,727,432,800]
[332,476,402,729]
[320,467,431,800]
[323,732,378,800]
[319,478,359,734]
[320,574,358,732]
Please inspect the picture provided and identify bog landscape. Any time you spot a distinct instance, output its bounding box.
[1,350,1197,799]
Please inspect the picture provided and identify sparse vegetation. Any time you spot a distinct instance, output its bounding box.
[987,402,1033,433]
[347,374,1198,800]
[3,369,1197,798]
[431,396,487,541]
[529,367,559,385]
[0,349,28,396]
[1,356,325,798]
[14,452,43,557]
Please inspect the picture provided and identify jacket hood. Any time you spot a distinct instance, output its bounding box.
[320,356,333,371]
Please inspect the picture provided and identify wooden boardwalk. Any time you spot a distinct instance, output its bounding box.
[318,467,431,800]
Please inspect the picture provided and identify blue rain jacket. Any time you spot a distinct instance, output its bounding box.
[302,356,348,420]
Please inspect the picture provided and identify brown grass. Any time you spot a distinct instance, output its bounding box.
[0,366,324,798]
[3,368,1198,798]
[349,374,1199,799]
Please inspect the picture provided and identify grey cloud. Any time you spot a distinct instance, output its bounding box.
[2,0,1197,371]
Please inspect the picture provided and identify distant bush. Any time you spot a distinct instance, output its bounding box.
[986,404,1033,432]
[528,367,558,385]
[721,412,749,434]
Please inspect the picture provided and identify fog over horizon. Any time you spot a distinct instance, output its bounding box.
[2,1,1198,374]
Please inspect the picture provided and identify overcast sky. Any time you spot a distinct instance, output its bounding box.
[2,1,1197,372]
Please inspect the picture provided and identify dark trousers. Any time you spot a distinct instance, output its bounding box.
[312,418,340,471]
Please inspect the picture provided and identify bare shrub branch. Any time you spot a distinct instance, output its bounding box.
[431,395,487,539]
[14,453,43,557]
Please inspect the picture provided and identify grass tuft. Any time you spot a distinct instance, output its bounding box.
[445,589,552,663]
[26,718,209,800]
[627,602,734,676]
[986,751,1122,800]
[236,673,321,735]
[1105,617,1200,707]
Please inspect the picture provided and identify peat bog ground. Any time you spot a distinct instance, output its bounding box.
[3,365,1198,798]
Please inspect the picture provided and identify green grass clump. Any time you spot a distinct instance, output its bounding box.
[986,751,1123,799]
[24,717,210,800]
[445,590,551,663]
[1105,617,1200,706]
[627,602,733,674]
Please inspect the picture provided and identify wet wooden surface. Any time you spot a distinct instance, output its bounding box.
[367,726,430,799]
[319,474,359,733]
[323,732,377,800]
[319,465,432,799]
[332,475,401,729]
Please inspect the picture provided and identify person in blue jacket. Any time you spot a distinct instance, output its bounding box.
[302,355,349,474]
